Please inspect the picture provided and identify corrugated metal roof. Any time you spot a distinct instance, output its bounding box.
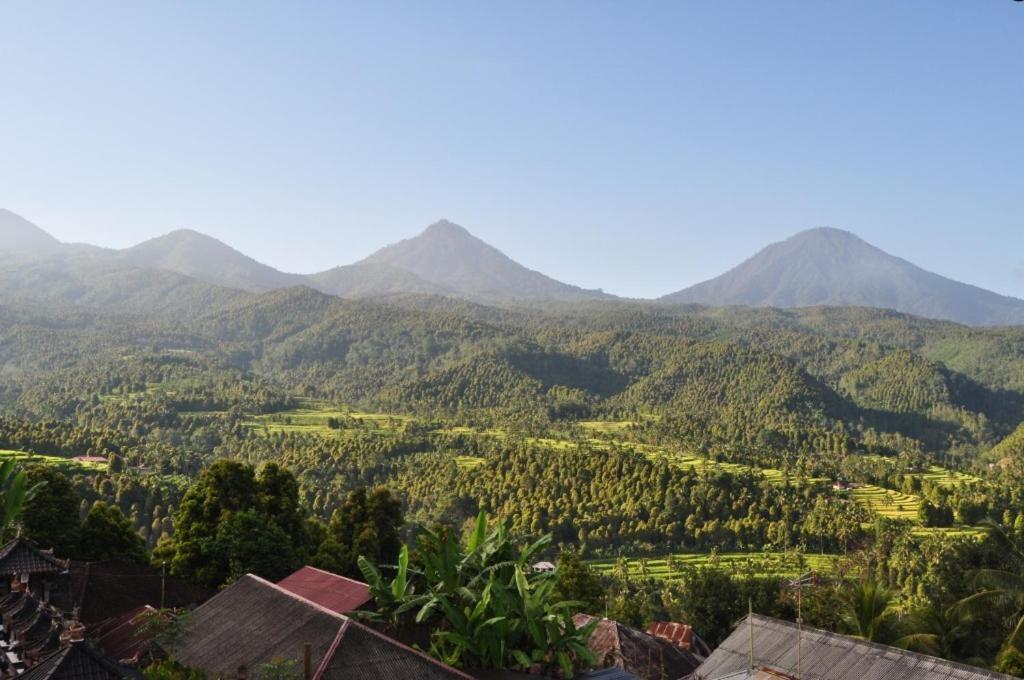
[690,615,1017,680]
[174,573,473,680]
[276,566,372,615]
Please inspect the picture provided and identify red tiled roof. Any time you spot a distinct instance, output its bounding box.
[277,566,372,615]
[647,621,711,657]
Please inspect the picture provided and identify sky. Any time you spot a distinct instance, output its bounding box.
[1,2,1021,299]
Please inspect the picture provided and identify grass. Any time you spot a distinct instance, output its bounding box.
[589,551,842,581]
[0,449,108,473]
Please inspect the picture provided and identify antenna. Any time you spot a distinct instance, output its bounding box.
[748,597,754,670]
[787,571,816,679]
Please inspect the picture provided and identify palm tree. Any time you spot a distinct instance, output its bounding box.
[841,579,896,642]
[0,460,42,537]
[895,603,973,663]
[958,519,1024,669]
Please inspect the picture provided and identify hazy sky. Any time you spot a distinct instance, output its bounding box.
[2,2,1021,299]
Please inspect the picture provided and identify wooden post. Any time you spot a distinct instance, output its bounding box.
[304,643,313,680]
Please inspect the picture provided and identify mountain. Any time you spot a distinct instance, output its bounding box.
[309,262,451,298]
[120,229,305,293]
[661,227,1024,326]
[354,220,611,301]
[0,209,65,258]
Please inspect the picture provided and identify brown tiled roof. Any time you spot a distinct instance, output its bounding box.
[91,606,165,666]
[574,614,704,680]
[0,538,67,575]
[69,560,213,625]
[647,621,712,658]
[18,642,142,680]
[277,566,372,615]
[173,574,473,680]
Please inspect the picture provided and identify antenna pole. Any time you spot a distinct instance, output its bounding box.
[748,597,754,670]
[797,586,802,678]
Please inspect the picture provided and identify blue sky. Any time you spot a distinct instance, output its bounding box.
[1,2,1021,298]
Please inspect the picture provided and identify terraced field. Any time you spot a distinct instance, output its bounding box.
[244,399,412,437]
[0,450,108,473]
[847,484,921,521]
[589,551,842,581]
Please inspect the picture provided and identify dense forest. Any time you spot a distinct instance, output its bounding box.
[3,289,1024,672]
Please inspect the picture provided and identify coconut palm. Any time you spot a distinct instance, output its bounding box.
[895,603,974,663]
[958,519,1024,669]
[841,579,897,642]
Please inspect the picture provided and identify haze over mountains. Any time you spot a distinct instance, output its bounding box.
[1,209,1022,326]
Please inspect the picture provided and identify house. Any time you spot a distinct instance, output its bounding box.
[173,573,476,679]
[647,621,712,658]
[0,590,63,671]
[17,638,142,680]
[0,538,71,611]
[68,559,212,626]
[688,614,1017,680]
[573,614,705,680]
[532,561,557,574]
[277,566,372,615]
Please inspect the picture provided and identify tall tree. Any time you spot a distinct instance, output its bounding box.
[78,501,148,563]
[20,466,80,555]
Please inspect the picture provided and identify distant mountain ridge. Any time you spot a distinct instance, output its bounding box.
[661,227,1024,326]
[3,209,1023,325]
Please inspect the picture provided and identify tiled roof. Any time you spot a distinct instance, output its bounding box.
[70,560,213,625]
[648,621,712,658]
[276,566,372,615]
[690,614,1017,680]
[174,573,473,680]
[91,606,164,665]
[574,614,704,680]
[0,538,67,575]
[18,642,142,680]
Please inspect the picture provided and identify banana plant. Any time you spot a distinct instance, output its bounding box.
[356,545,428,629]
[0,461,43,537]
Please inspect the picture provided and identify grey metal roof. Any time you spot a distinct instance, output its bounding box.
[690,615,1016,680]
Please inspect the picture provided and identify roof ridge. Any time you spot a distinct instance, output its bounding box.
[313,619,350,680]
[287,565,370,588]
[241,574,349,621]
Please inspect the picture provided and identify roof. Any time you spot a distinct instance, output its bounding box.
[690,614,1018,680]
[174,574,473,680]
[0,538,67,575]
[90,606,165,665]
[580,670,643,680]
[276,566,372,615]
[648,621,712,658]
[69,560,213,625]
[18,642,142,680]
[574,614,704,680]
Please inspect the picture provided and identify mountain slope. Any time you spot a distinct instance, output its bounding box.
[309,262,452,298]
[120,229,304,293]
[662,227,1024,326]
[0,209,65,258]
[355,220,610,301]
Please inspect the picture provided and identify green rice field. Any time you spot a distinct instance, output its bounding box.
[589,551,842,581]
[0,449,108,473]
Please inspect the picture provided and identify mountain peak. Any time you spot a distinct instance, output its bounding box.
[0,209,64,257]
[358,220,609,301]
[421,219,471,238]
[661,227,1024,325]
[121,228,302,293]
